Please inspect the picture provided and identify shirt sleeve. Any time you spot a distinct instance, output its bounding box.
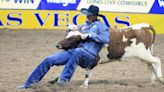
[89,24,110,44]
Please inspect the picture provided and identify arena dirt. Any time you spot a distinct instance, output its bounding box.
[0,30,164,92]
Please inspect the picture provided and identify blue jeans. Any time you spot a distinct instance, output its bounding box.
[24,48,95,87]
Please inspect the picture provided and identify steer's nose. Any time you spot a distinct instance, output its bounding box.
[56,44,62,49]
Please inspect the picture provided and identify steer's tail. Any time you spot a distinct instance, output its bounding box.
[149,25,156,45]
[143,24,156,54]
[148,25,156,55]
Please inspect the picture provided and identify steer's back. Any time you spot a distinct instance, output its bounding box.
[107,24,154,59]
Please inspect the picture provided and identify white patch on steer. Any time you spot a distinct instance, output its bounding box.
[124,23,150,30]
[99,44,110,64]
[122,38,151,58]
[122,35,128,42]
[66,31,82,38]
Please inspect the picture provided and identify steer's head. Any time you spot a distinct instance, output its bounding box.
[56,24,82,50]
[56,35,81,50]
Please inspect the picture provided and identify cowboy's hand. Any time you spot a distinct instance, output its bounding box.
[80,33,91,40]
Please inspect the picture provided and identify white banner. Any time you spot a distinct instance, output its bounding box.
[0,0,163,14]
[77,0,155,13]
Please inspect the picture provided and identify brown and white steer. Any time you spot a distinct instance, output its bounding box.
[103,23,163,85]
[56,23,164,88]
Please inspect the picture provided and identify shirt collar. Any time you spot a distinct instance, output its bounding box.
[85,19,100,25]
[81,19,100,30]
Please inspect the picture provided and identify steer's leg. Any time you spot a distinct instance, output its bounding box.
[147,63,157,85]
[80,69,92,88]
[151,56,164,84]
[139,51,163,85]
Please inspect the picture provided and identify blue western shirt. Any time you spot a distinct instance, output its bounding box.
[78,20,110,56]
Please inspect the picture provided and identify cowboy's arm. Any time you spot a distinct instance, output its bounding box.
[89,26,110,44]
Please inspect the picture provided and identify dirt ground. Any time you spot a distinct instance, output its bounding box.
[0,29,164,92]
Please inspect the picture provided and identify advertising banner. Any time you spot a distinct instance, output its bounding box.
[0,0,163,14]
[0,10,164,34]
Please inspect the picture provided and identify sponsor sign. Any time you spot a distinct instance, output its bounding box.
[0,10,164,34]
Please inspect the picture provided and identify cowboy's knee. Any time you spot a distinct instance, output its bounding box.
[42,56,54,67]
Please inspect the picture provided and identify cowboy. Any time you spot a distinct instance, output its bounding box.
[17,5,110,89]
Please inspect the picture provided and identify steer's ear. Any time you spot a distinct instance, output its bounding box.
[65,30,71,37]
[68,24,79,31]
[66,29,71,33]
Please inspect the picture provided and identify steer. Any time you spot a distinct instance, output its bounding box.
[106,23,164,85]
[56,23,164,87]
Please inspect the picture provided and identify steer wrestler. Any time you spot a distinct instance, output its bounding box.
[17,5,110,89]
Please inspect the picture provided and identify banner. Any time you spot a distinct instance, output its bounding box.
[0,10,164,34]
[0,0,163,14]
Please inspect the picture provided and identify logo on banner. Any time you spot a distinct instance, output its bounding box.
[46,0,76,6]
[158,0,164,7]
[37,0,80,10]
